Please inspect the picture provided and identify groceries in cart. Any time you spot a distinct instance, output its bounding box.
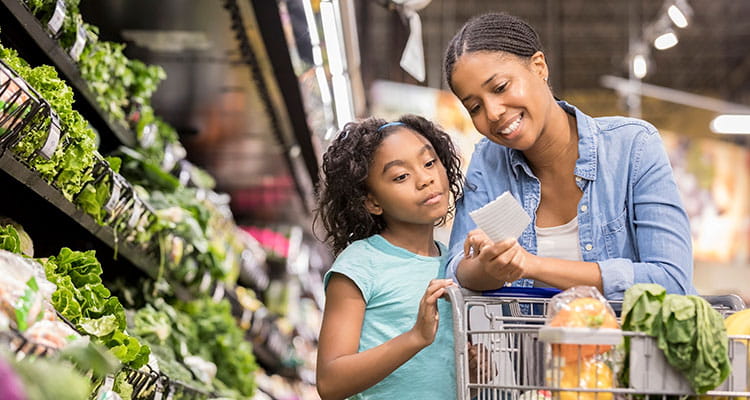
[448,284,749,400]
[541,286,621,400]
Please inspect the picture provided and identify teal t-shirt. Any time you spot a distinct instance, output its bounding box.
[323,234,456,399]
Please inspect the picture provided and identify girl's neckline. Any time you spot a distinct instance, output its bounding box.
[370,234,443,259]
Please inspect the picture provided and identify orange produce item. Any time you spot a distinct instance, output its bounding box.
[554,360,614,400]
[549,297,619,362]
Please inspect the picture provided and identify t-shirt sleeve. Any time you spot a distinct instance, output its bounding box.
[448,143,492,279]
[323,256,375,301]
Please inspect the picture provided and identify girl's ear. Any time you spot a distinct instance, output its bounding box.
[364,193,383,215]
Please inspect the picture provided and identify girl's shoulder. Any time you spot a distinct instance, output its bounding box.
[333,236,385,266]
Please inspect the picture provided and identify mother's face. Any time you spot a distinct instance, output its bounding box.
[450,51,552,151]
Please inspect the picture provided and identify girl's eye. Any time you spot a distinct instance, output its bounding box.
[393,174,408,182]
[468,104,480,115]
[425,159,436,168]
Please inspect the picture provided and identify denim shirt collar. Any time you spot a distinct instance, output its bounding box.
[508,100,598,182]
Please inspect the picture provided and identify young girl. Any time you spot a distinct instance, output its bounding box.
[314,115,464,399]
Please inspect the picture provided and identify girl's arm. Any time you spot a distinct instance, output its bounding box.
[316,274,453,400]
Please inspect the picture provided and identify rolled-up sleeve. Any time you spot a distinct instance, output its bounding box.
[602,128,696,298]
[448,146,492,285]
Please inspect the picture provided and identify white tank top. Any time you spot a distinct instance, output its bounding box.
[536,217,583,262]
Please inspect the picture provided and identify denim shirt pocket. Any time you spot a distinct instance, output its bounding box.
[601,208,634,259]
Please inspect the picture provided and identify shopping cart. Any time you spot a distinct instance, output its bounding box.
[445,286,750,400]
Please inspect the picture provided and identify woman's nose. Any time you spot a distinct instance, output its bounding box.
[486,101,505,122]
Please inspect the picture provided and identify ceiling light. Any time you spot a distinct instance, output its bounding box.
[654,31,678,50]
[632,54,648,79]
[710,114,750,134]
[667,5,688,28]
[666,0,693,28]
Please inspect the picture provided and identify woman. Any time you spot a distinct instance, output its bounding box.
[443,12,696,299]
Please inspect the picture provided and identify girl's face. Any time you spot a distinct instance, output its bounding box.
[364,128,450,228]
[451,50,552,151]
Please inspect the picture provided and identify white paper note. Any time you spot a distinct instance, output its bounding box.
[469,191,531,242]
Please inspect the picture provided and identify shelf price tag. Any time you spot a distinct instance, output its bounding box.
[139,123,157,148]
[199,271,212,293]
[212,282,225,303]
[47,0,67,35]
[69,24,87,61]
[128,198,144,229]
[104,175,123,213]
[39,110,60,159]
[240,307,253,330]
[95,375,117,400]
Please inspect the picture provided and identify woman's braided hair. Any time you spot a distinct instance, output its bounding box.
[444,12,543,90]
[314,115,464,256]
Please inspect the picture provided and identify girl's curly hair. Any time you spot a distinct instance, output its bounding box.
[314,114,464,256]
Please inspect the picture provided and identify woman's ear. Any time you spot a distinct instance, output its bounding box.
[364,194,383,215]
[530,51,549,81]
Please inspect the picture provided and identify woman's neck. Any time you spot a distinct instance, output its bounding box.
[525,106,578,177]
[380,225,439,257]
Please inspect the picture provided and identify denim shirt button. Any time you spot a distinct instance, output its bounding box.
[575,176,582,182]
[585,244,593,251]
[580,205,588,212]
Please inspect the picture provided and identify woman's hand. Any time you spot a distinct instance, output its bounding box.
[464,229,533,284]
[464,228,492,259]
[410,279,455,347]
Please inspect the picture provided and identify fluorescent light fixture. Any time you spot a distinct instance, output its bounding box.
[632,54,648,79]
[710,114,750,134]
[332,74,354,128]
[667,5,689,28]
[654,31,678,50]
[320,2,345,75]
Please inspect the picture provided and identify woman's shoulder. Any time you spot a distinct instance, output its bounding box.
[592,115,658,138]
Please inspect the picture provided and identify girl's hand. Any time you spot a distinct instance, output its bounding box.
[475,238,532,284]
[468,342,496,384]
[411,279,455,347]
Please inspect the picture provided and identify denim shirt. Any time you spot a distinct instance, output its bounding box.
[447,101,697,300]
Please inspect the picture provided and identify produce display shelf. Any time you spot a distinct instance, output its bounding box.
[0,0,136,152]
[0,150,159,279]
[223,285,301,379]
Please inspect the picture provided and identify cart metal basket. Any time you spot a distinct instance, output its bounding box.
[445,286,749,400]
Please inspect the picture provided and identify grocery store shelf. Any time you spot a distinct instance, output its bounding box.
[225,0,318,214]
[0,150,159,279]
[0,0,136,152]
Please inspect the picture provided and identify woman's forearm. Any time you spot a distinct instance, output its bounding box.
[526,256,603,292]
[316,329,428,400]
[455,256,505,290]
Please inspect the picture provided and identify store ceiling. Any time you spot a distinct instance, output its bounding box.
[359,0,750,141]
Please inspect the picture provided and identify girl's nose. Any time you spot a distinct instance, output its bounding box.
[418,172,435,189]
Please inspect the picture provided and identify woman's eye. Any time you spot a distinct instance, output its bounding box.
[494,83,507,93]
[468,104,480,115]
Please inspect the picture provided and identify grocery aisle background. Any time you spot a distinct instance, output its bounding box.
[0,0,748,399]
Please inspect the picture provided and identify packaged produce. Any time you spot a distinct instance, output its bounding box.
[546,286,619,362]
[543,286,620,400]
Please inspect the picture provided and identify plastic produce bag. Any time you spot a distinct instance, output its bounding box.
[543,286,621,400]
[0,250,56,331]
